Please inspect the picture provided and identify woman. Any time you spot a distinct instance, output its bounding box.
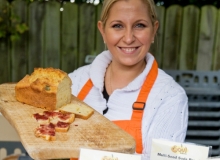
[69,0,188,159]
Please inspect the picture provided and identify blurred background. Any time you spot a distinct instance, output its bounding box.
[0,0,220,83]
[5,0,220,6]
[74,0,220,7]
[39,0,220,7]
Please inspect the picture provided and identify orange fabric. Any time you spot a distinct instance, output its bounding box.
[77,79,93,101]
[113,120,142,153]
[113,60,158,153]
[134,60,158,108]
[73,59,158,157]
[133,60,158,153]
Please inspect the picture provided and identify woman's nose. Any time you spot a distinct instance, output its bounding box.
[123,29,135,44]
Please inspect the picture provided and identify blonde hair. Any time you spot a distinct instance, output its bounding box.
[100,0,158,27]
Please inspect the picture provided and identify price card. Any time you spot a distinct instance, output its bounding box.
[150,139,210,160]
[79,148,141,160]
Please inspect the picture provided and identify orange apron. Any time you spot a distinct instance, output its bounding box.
[71,59,158,159]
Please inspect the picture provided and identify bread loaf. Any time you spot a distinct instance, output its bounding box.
[15,68,72,111]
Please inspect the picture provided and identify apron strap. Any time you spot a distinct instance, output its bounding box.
[131,59,158,153]
[131,60,158,120]
[77,79,93,101]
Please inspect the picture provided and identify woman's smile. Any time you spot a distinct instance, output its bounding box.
[118,47,139,55]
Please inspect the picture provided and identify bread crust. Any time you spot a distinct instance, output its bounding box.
[15,68,72,110]
[35,132,56,141]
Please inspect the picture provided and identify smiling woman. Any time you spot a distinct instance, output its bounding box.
[97,0,159,93]
[68,0,188,160]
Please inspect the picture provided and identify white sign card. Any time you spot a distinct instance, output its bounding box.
[207,157,220,160]
[79,148,141,160]
[150,139,210,160]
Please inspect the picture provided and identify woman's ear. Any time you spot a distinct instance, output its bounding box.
[153,21,159,36]
[151,21,159,43]
[97,21,106,42]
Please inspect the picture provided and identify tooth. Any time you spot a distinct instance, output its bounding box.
[122,48,135,52]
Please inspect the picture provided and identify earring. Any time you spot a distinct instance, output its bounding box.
[152,40,154,44]
[104,41,107,50]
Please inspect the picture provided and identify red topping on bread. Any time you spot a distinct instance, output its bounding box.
[33,113,50,124]
[56,121,69,128]
[33,113,48,120]
[55,121,70,132]
[35,123,56,141]
[43,111,54,118]
[33,111,74,140]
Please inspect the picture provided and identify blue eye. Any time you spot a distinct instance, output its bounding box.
[112,24,123,28]
[135,23,146,28]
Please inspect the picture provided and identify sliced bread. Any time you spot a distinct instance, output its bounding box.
[59,97,94,120]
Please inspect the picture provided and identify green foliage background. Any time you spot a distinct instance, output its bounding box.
[0,3,28,41]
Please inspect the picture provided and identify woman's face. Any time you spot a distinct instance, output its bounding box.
[98,0,159,66]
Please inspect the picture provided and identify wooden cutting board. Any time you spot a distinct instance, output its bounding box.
[0,83,136,159]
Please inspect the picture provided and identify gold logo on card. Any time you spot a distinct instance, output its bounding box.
[171,145,188,154]
[102,155,118,160]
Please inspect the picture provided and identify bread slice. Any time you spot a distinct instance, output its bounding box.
[33,111,72,140]
[34,123,56,141]
[55,121,70,132]
[59,99,94,120]
[33,113,50,125]
[33,110,75,125]
[50,111,75,123]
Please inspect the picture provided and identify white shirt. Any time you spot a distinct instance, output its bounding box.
[69,50,188,160]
